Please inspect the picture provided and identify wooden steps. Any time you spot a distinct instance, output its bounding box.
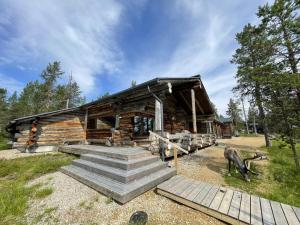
[60,145,176,203]
[71,158,167,183]
[60,145,150,160]
[81,154,159,170]
[157,175,300,225]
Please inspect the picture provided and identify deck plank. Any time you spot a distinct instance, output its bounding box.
[260,198,275,225]
[209,187,226,211]
[218,189,234,214]
[186,182,206,201]
[293,207,300,223]
[157,176,299,225]
[270,201,288,225]
[239,193,251,224]
[201,185,220,207]
[175,179,194,196]
[157,175,182,190]
[281,203,300,225]
[180,180,202,199]
[167,177,187,194]
[193,183,213,204]
[228,191,242,219]
[251,195,263,225]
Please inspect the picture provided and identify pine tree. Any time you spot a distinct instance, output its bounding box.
[258,0,300,103]
[259,73,300,170]
[7,91,20,120]
[99,92,110,99]
[231,24,274,146]
[226,98,242,132]
[65,75,85,108]
[17,81,44,116]
[40,61,64,111]
[131,80,137,87]
[0,88,8,135]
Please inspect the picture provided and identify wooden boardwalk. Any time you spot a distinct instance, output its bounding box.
[157,175,300,225]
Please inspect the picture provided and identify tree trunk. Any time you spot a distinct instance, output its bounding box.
[290,137,300,171]
[255,83,271,147]
[241,97,249,134]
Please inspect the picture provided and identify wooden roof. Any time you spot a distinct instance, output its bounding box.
[83,75,214,115]
[7,75,214,128]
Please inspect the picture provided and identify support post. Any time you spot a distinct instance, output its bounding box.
[155,100,162,132]
[191,89,197,133]
[209,121,212,133]
[205,121,209,133]
[174,145,178,174]
[84,109,88,142]
[115,114,120,129]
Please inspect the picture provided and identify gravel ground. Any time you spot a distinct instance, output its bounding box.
[218,136,265,149]
[25,171,225,225]
[23,136,267,225]
[174,146,227,185]
[0,149,56,160]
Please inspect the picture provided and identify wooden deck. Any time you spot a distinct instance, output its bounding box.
[157,175,300,225]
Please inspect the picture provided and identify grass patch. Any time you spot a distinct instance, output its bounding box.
[35,187,53,199]
[44,206,58,214]
[33,206,58,224]
[105,196,114,204]
[0,153,76,225]
[0,137,11,150]
[79,200,94,210]
[224,141,300,207]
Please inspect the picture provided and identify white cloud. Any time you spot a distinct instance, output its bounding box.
[0,73,24,95]
[0,0,125,94]
[0,0,271,114]
[123,0,243,114]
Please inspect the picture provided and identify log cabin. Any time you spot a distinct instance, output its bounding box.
[6,75,232,155]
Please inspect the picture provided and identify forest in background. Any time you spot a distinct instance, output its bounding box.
[0,61,85,136]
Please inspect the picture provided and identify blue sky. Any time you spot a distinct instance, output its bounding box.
[0,0,271,114]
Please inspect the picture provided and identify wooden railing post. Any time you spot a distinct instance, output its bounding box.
[174,145,178,174]
[191,89,197,133]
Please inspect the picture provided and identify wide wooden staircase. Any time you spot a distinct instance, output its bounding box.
[60,145,176,203]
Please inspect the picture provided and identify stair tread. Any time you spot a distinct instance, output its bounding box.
[60,145,151,159]
[72,159,166,177]
[61,164,176,196]
[83,153,159,165]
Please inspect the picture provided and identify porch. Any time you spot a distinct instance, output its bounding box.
[81,76,219,155]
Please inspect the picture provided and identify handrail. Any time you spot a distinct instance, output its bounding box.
[149,131,189,154]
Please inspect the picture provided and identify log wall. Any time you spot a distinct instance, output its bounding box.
[13,112,85,148]
[163,95,187,133]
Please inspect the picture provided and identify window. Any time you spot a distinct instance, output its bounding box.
[133,116,153,136]
[87,119,96,129]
